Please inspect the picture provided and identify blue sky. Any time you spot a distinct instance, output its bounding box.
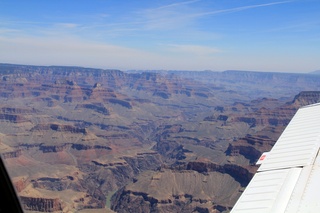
[0,0,319,72]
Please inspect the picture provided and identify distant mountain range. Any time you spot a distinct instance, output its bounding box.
[310,70,320,74]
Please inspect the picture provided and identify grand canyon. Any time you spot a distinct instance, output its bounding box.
[1,63,320,212]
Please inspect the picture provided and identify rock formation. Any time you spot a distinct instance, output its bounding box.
[20,196,63,212]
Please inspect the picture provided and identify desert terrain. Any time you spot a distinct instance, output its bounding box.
[1,64,320,212]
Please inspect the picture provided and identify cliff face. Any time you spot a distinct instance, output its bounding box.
[225,130,281,164]
[185,161,255,187]
[31,124,87,134]
[0,107,37,114]
[32,176,76,191]
[9,151,162,212]
[20,196,63,212]
[0,114,29,123]
[83,153,163,191]
[225,92,320,165]
[111,159,256,213]
[2,150,22,159]
[75,103,110,115]
[290,91,320,107]
[111,168,242,213]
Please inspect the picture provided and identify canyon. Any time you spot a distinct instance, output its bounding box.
[1,63,320,212]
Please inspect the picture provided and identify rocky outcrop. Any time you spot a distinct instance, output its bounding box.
[154,141,187,161]
[194,92,209,98]
[40,81,86,103]
[71,143,111,151]
[289,91,320,107]
[0,114,28,123]
[226,143,262,164]
[0,107,37,114]
[31,124,87,134]
[152,125,191,161]
[226,126,283,164]
[1,150,22,159]
[228,92,320,128]
[39,144,68,153]
[185,161,254,187]
[112,188,225,213]
[107,98,132,109]
[230,111,292,127]
[75,103,110,115]
[89,84,117,100]
[20,196,63,212]
[127,72,210,100]
[75,153,163,210]
[78,162,135,208]
[13,143,111,154]
[111,168,241,213]
[91,161,128,167]
[153,90,171,99]
[17,143,42,150]
[17,143,112,153]
[32,176,77,192]
[122,153,162,174]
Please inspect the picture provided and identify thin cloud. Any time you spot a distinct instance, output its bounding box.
[0,36,164,70]
[137,1,200,31]
[54,23,80,29]
[0,36,222,71]
[0,20,49,25]
[154,0,200,10]
[97,13,109,18]
[135,1,294,32]
[265,21,320,33]
[0,28,21,34]
[192,1,294,17]
[166,44,220,55]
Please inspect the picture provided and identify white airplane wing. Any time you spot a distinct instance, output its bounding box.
[231,103,320,213]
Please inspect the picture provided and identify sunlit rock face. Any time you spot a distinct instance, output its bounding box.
[1,64,320,212]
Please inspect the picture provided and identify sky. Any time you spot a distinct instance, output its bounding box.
[0,0,319,72]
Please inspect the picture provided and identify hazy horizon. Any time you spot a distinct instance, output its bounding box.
[1,0,319,73]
